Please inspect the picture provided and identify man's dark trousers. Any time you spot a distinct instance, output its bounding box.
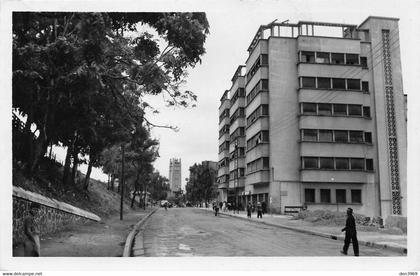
[343,232,359,256]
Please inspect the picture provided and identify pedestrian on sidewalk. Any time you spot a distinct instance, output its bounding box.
[262,201,267,215]
[257,202,263,219]
[23,202,41,257]
[214,202,220,216]
[246,202,252,218]
[341,207,359,256]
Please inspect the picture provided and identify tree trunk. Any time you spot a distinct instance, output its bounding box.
[84,158,93,190]
[71,151,79,185]
[110,174,115,191]
[62,146,72,186]
[130,190,138,208]
[30,134,48,174]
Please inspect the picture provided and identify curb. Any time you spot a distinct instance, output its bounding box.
[202,208,407,255]
[123,208,158,257]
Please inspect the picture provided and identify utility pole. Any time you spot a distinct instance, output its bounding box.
[143,179,146,210]
[120,144,125,220]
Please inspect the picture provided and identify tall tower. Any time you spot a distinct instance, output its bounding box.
[169,158,182,196]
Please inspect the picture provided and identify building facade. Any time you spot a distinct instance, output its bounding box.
[169,158,182,197]
[217,16,407,219]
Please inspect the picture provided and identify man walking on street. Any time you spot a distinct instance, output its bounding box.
[214,202,220,216]
[246,202,252,218]
[257,202,263,219]
[341,207,359,256]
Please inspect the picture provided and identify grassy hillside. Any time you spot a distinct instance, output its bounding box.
[13,158,133,218]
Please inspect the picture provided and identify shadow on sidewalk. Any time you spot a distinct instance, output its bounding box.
[13,208,153,257]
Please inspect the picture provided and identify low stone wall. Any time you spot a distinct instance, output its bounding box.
[13,186,101,246]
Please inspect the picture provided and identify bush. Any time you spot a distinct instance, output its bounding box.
[292,209,380,228]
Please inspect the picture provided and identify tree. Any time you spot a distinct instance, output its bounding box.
[12,12,210,188]
[185,163,217,204]
[148,171,170,201]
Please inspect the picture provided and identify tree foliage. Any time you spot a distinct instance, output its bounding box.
[12,12,209,189]
[185,163,217,204]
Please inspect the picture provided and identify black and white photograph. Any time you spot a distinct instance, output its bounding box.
[0,0,419,274]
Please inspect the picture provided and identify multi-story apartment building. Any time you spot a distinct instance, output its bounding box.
[169,158,182,197]
[217,16,407,219]
[218,90,230,201]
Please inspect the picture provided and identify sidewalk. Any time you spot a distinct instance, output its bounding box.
[202,207,407,254]
[13,207,153,257]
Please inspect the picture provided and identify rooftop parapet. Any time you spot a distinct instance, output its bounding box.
[247,20,358,53]
[231,65,246,83]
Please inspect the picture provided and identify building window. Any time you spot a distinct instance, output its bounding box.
[335,158,349,170]
[316,52,330,63]
[334,130,348,143]
[262,157,269,168]
[333,104,347,116]
[317,77,331,89]
[366,159,374,171]
[320,157,334,169]
[302,129,317,141]
[351,190,362,203]
[346,54,359,65]
[301,51,315,63]
[318,103,332,116]
[360,57,368,68]
[363,106,371,118]
[320,189,331,203]
[247,54,268,82]
[362,81,369,92]
[247,130,269,149]
[319,130,333,142]
[303,157,318,169]
[302,77,316,88]
[305,189,315,203]
[347,79,361,90]
[348,105,362,116]
[336,189,346,203]
[331,53,345,64]
[246,157,270,174]
[332,78,346,89]
[350,158,364,170]
[364,132,372,144]
[302,103,317,114]
[262,104,269,115]
[261,79,269,90]
[349,131,364,143]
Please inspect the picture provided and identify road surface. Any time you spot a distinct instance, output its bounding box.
[134,208,403,257]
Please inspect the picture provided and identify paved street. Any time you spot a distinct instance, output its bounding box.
[135,208,403,257]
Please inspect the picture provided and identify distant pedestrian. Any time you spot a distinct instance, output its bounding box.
[23,202,41,257]
[257,202,263,219]
[214,202,220,216]
[341,208,359,256]
[262,201,267,215]
[246,203,252,218]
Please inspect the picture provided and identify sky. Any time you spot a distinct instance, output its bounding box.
[7,0,420,192]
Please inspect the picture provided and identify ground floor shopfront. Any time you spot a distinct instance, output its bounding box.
[218,180,380,217]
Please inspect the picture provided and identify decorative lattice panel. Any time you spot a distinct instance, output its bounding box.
[382,30,401,215]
